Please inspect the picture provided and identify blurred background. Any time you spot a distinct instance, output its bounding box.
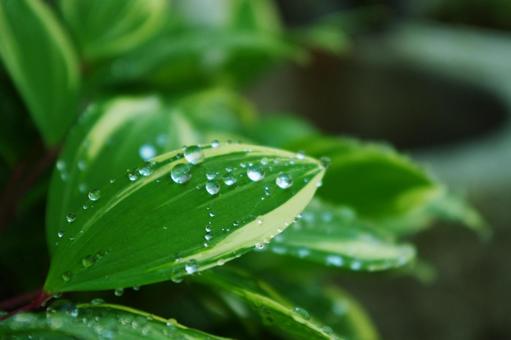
[246,1,511,339]
[1,0,510,339]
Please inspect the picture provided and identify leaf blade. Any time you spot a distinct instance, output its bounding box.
[45,143,324,292]
[0,0,80,145]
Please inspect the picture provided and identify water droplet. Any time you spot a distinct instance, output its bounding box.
[82,255,95,268]
[255,243,265,250]
[184,261,198,275]
[326,255,344,267]
[57,230,64,238]
[350,261,362,270]
[91,298,104,305]
[88,189,101,201]
[211,140,220,148]
[206,172,217,180]
[62,271,72,282]
[257,218,263,225]
[127,170,138,182]
[298,248,310,258]
[170,164,192,184]
[205,181,220,195]
[139,144,156,161]
[138,166,152,177]
[276,173,293,189]
[56,160,66,171]
[296,151,305,160]
[294,306,311,320]
[320,156,331,168]
[247,165,265,182]
[77,160,87,171]
[204,232,213,241]
[65,213,76,223]
[114,288,124,297]
[183,145,203,164]
[223,175,237,186]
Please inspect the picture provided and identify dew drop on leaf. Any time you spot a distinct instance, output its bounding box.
[127,170,138,182]
[82,255,95,268]
[65,213,76,223]
[294,306,311,320]
[247,165,265,182]
[184,261,198,275]
[183,145,203,164]
[61,271,72,282]
[211,140,220,148]
[114,288,124,297]
[170,164,192,184]
[205,181,220,195]
[139,144,156,161]
[88,189,101,201]
[138,166,152,177]
[57,230,64,238]
[223,175,237,186]
[276,173,293,189]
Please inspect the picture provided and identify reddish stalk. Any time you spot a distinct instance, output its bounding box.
[0,290,52,320]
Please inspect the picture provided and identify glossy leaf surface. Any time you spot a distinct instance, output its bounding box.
[0,303,226,339]
[197,267,342,340]
[0,0,80,145]
[59,0,167,60]
[267,199,416,271]
[289,137,441,219]
[45,143,324,292]
[46,89,255,254]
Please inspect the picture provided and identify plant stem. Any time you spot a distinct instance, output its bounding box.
[0,290,52,320]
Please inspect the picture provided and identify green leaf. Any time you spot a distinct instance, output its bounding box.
[44,143,324,292]
[59,0,167,60]
[275,282,379,340]
[266,199,416,272]
[247,114,319,148]
[0,303,226,339]
[46,89,255,255]
[196,267,342,340]
[289,136,441,219]
[0,0,80,146]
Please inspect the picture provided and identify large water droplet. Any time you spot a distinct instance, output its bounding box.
[184,145,203,164]
[276,173,293,189]
[170,164,192,184]
[139,144,156,161]
[88,189,101,201]
[247,165,265,182]
[205,181,220,195]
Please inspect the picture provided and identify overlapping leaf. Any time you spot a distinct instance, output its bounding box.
[196,267,342,340]
[266,199,416,272]
[59,0,167,60]
[44,143,324,292]
[0,303,226,339]
[46,89,255,254]
[288,136,441,220]
[0,0,80,145]
[100,0,303,88]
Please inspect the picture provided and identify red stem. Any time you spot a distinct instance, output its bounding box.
[0,290,52,320]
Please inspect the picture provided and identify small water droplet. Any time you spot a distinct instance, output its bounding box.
[114,288,124,297]
[296,151,305,160]
[138,166,152,177]
[206,172,217,180]
[205,181,220,195]
[65,213,76,223]
[255,243,265,250]
[211,140,220,148]
[184,261,198,275]
[204,232,213,241]
[326,255,344,267]
[56,160,66,171]
[88,189,101,201]
[91,298,104,305]
[127,170,138,182]
[247,165,265,182]
[82,255,95,268]
[222,175,237,186]
[62,271,72,282]
[57,230,64,238]
[139,144,156,161]
[294,306,311,320]
[170,164,192,184]
[276,173,293,189]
